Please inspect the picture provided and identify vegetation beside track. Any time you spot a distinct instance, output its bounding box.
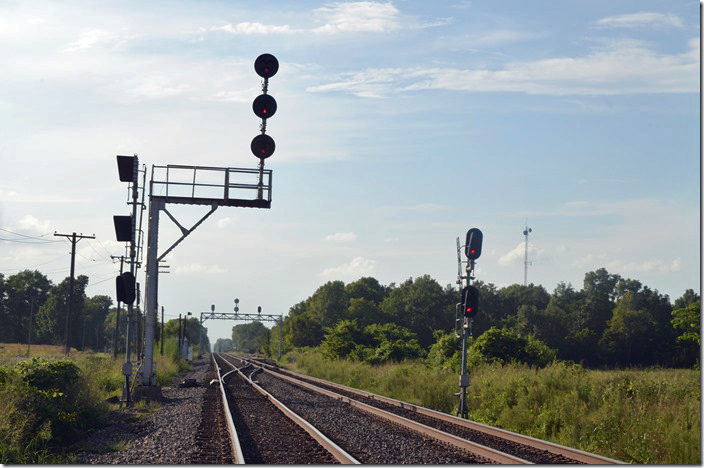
[0,343,190,463]
[283,348,700,464]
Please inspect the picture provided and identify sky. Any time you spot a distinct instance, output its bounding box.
[0,0,700,345]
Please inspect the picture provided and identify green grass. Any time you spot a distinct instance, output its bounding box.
[283,349,700,464]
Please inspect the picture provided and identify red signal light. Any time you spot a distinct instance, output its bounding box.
[461,285,478,318]
[251,134,275,159]
[254,53,279,78]
[253,94,277,120]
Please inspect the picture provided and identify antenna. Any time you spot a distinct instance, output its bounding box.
[523,222,532,286]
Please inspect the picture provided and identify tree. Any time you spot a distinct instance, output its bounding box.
[306,280,348,330]
[231,321,268,353]
[346,297,382,328]
[34,275,88,347]
[0,273,7,342]
[599,291,657,366]
[82,295,112,351]
[499,284,550,319]
[214,338,235,352]
[380,275,453,349]
[582,268,620,332]
[426,330,460,371]
[4,270,52,344]
[321,319,363,359]
[515,304,569,354]
[674,289,700,311]
[103,306,128,354]
[345,277,387,304]
[671,299,700,367]
[467,280,503,335]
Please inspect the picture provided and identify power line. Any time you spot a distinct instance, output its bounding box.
[0,236,62,244]
[0,228,62,243]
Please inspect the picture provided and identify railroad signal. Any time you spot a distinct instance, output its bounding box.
[251,134,275,159]
[116,271,136,304]
[465,228,483,260]
[253,94,277,120]
[461,285,478,318]
[113,215,132,242]
[251,53,278,161]
[254,53,279,79]
[116,155,137,182]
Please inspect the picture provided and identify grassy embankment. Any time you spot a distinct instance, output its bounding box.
[283,348,700,465]
[0,342,190,463]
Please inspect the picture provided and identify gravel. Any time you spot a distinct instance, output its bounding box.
[74,357,212,464]
[252,370,493,464]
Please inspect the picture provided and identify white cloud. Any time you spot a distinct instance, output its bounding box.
[604,258,683,274]
[596,12,685,29]
[498,242,536,266]
[15,215,52,234]
[62,29,115,52]
[325,232,357,242]
[309,38,698,97]
[216,217,236,229]
[210,2,407,37]
[210,22,298,35]
[312,2,401,33]
[375,203,451,213]
[174,263,227,275]
[321,256,376,280]
[469,29,547,46]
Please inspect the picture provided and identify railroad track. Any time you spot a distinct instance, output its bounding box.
[225,354,624,465]
[212,353,355,463]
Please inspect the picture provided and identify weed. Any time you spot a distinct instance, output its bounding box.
[283,349,700,464]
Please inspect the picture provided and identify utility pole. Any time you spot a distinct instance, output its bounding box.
[157,261,169,356]
[54,232,95,355]
[523,224,532,286]
[161,306,165,356]
[27,297,35,357]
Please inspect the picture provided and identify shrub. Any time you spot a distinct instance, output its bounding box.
[0,357,108,463]
[468,327,556,367]
[320,322,425,365]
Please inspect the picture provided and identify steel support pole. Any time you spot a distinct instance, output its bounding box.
[112,256,125,359]
[198,314,203,359]
[142,197,162,386]
[458,318,470,419]
[278,316,282,362]
[161,306,164,356]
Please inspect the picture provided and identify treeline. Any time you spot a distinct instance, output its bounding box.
[0,270,210,354]
[235,268,699,369]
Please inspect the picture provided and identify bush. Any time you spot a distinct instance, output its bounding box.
[426,330,461,372]
[468,327,556,367]
[320,321,425,365]
[0,357,108,463]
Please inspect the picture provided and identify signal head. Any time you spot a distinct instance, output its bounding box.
[465,228,483,260]
[253,94,277,120]
[251,134,276,159]
[461,285,479,318]
[254,53,279,78]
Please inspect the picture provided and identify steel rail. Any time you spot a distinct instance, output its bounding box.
[217,354,359,465]
[212,354,245,464]
[258,362,623,465]
[252,364,529,464]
